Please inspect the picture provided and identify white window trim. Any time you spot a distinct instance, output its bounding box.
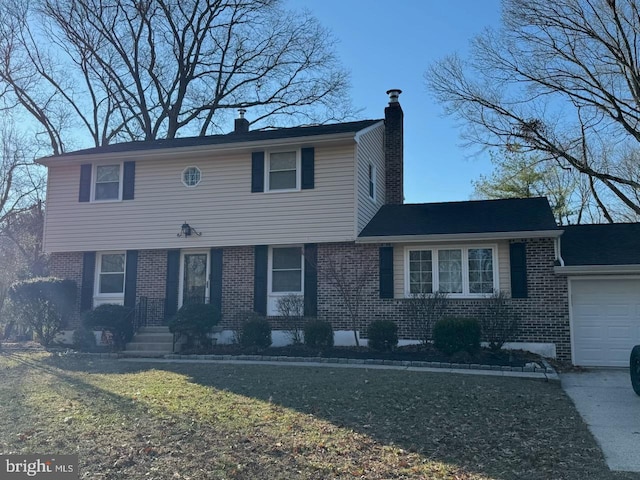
[94,251,126,306]
[267,245,304,316]
[403,244,499,298]
[181,166,202,188]
[368,162,376,201]
[92,163,124,202]
[265,149,301,192]
[178,250,211,308]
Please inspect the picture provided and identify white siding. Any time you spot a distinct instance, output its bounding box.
[392,240,511,298]
[44,143,357,252]
[355,123,385,233]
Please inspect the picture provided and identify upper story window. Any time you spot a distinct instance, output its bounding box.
[267,151,299,191]
[182,166,201,187]
[94,165,121,201]
[406,246,497,297]
[368,163,376,200]
[96,252,126,296]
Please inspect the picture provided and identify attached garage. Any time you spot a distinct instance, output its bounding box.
[570,278,640,367]
[560,224,640,367]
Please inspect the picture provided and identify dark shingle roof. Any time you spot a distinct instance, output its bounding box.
[49,119,382,158]
[561,223,640,265]
[358,197,559,238]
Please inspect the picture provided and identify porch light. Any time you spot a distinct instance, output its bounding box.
[177,222,201,238]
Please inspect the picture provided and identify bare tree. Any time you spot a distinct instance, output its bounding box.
[427,0,640,221]
[276,293,304,344]
[0,0,354,154]
[320,251,373,347]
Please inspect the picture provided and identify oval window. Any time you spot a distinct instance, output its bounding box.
[182,166,201,187]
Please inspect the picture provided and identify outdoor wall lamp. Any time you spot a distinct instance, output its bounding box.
[177,222,201,237]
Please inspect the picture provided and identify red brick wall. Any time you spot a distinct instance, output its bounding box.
[48,240,571,360]
[49,252,84,328]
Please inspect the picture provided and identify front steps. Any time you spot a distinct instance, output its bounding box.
[125,326,174,357]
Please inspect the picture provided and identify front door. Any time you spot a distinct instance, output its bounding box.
[179,252,210,306]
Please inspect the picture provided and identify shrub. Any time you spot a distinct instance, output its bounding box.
[169,303,220,350]
[304,320,334,350]
[482,291,520,352]
[83,304,134,350]
[7,277,77,346]
[239,317,272,348]
[276,294,305,344]
[367,320,398,352]
[406,290,448,344]
[433,317,481,355]
[72,326,97,352]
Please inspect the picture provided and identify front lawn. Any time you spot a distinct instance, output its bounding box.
[0,351,637,480]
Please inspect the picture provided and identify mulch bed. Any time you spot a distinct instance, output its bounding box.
[187,343,542,367]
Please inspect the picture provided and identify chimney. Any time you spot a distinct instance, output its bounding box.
[384,89,403,205]
[234,108,249,133]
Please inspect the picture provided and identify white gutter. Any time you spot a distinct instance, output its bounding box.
[355,229,563,244]
[554,264,640,275]
[554,235,565,267]
[36,131,360,166]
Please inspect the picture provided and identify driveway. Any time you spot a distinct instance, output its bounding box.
[561,369,640,472]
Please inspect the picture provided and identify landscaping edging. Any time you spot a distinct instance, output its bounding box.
[59,350,558,378]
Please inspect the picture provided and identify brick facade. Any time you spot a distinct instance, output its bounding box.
[49,239,572,360]
[49,252,84,328]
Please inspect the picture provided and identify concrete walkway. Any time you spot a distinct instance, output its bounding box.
[561,369,640,472]
[119,356,558,380]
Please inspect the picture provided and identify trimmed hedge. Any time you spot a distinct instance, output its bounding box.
[304,320,334,350]
[367,320,398,352]
[83,304,134,350]
[169,303,220,350]
[433,317,481,355]
[239,317,272,348]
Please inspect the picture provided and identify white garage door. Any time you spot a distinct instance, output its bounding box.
[571,279,640,367]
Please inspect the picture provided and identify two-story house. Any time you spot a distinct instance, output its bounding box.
[39,91,640,367]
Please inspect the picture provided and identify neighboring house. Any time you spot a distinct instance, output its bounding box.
[38,91,639,366]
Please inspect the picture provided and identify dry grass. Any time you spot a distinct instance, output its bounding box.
[0,351,637,480]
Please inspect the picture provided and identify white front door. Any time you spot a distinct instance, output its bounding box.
[179,251,210,307]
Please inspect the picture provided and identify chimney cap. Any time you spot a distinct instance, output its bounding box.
[238,108,247,119]
[386,89,402,104]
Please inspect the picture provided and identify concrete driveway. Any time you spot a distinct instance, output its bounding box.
[561,369,640,472]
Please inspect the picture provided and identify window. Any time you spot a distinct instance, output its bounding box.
[271,247,303,292]
[94,165,121,201]
[406,246,496,297]
[267,151,298,191]
[182,166,201,187]
[368,163,376,200]
[96,253,126,295]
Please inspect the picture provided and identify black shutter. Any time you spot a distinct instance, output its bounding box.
[79,164,92,202]
[165,250,180,318]
[251,152,265,192]
[210,248,223,318]
[301,147,315,190]
[80,251,96,311]
[254,245,268,315]
[510,242,528,298]
[304,243,317,316]
[379,246,394,299]
[124,250,138,309]
[122,161,136,200]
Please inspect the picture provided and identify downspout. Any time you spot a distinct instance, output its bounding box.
[554,235,565,267]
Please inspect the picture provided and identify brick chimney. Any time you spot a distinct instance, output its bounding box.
[384,89,403,204]
[234,108,249,133]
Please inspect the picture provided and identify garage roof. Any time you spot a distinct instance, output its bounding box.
[561,223,640,266]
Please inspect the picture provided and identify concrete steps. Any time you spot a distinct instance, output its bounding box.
[125,326,174,356]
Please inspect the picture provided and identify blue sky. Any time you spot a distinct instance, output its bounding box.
[289,0,503,203]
